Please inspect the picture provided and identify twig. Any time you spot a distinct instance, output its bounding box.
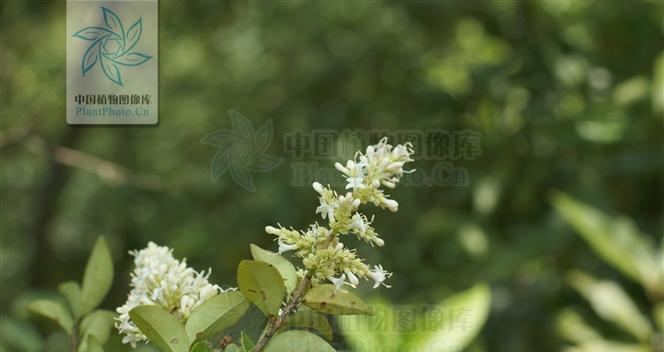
[252,237,335,351]
[24,135,168,192]
[252,275,312,352]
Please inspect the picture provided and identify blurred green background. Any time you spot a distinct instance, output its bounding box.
[1,1,662,351]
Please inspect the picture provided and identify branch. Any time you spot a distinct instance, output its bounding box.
[24,135,168,192]
[252,275,312,352]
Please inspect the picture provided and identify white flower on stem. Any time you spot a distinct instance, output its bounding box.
[329,274,346,290]
[368,265,391,289]
[345,164,366,191]
[350,213,368,234]
[316,202,335,221]
[278,239,298,254]
[346,176,364,190]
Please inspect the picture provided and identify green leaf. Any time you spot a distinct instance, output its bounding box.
[567,271,653,342]
[185,291,249,343]
[224,344,241,352]
[190,341,213,352]
[58,281,82,319]
[237,260,286,316]
[27,300,73,335]
[129,305,189,352]
[338,299,400,352]
[567,340,650,352]
[0,317,43,352]
[250,244,297,294]
[84,335,104,352]
[555,308,603,344]
[79,310,115,346]
[241,331,256,351]
[283,307,333,341]
[264,330,335,352]
[81,237,114,315]
[303,284,371,315]
[552,193,659,293]
[408,283,491,352]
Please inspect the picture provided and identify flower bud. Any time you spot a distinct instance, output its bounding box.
[387,161,404,173]
[335,162,349,174]
[373,237,385,247]
[265,226,280,236]
[382,198,399,212]
[345,270,359,287]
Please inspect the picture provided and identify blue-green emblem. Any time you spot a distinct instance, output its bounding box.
[72,7,152,86]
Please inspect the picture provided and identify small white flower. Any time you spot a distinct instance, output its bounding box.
[277,240,298,254]
[329,274,346,290]
[350,213,367,234]
[316,202,335,221]
[368,265,391,289]
[346,176,364,190]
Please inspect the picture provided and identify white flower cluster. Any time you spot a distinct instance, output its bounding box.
[265,138,414,290]
[115,242,227,347]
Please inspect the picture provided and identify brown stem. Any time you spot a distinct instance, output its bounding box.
[69,321,78,352]
[252,275,312,352]
[252,233,336,351]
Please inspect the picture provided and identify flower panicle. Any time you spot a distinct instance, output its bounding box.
[265,138,414,290]
[115,242,230,347]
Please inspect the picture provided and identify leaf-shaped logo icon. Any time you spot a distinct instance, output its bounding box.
[73,6,152,86]
[201,111,284,192]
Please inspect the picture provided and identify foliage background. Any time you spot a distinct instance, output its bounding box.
[1,0,662,351]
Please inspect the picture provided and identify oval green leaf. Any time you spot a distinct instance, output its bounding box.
[79,310,115,346]
[250,244,297,294]
[85,335,104,352]
[58,281,82,319]
[552,192,659,293]
[303,284,371,315]
[265,330,335,352]
[129,305,189,352]
[283,307,333,341]
[190,341,213,352]
[241,331,256,351]
[237,260,286,316]
[81,237,114,315]
[185,291,249,342]
[27,300,73,335]
[567,270,653,342]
